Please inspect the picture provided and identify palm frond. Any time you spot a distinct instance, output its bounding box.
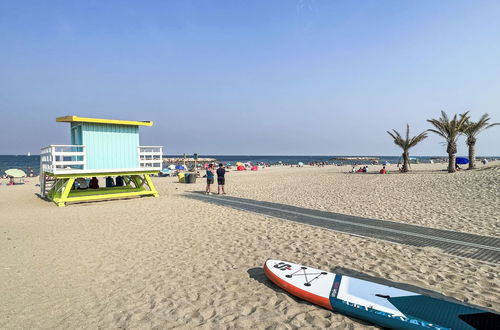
[462,113,499,137]
[427,111,469,142]
[408,131,428,148]
[388,125,427,152]
[426,128,447,140]
[440,110,449,123]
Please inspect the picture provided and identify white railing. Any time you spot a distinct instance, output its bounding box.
[138,146,163,169]
[40,145,87,174]
[40,144,162,173]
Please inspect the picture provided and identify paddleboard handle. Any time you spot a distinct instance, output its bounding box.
[375,294,391,299]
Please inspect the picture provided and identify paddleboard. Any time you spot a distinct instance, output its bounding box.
[264,259,499,330]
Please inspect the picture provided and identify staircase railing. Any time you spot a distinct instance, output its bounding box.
[39,145,86,197]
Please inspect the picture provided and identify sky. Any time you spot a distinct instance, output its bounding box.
[0,0,499,156]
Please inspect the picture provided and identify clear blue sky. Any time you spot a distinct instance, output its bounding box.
[1,0,499,156]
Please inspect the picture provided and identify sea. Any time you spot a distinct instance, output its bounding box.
[3,154,496,176]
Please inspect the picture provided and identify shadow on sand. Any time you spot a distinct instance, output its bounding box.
[182,192,500,265]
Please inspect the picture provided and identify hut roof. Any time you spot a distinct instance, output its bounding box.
[56,115,153,126]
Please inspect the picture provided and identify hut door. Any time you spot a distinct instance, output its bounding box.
[70,125,84,169]
[71,125,82,145]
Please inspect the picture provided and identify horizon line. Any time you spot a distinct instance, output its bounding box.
[1,154,499,158]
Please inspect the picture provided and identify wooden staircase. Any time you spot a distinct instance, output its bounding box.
[40,173,55,197]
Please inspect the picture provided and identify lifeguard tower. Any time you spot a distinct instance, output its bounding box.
[40,116,163,207]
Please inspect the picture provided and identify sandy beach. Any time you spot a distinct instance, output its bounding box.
[1,162,499,329]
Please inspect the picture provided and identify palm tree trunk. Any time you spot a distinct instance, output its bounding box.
[468,143,476,169]
[448,153,456,173]
[402,152,410,172]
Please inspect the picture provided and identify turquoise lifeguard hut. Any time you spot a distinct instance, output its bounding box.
[40,116,163,206]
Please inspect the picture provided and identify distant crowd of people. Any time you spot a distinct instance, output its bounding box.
[309,161,329,167]
[350,165,388,174]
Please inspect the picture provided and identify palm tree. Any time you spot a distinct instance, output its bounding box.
[462,114,499,169]
[387,124,428,172]
[427,111,469,173]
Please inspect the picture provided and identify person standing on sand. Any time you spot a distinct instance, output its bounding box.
[205,164,215,194]
[216,163,227,195]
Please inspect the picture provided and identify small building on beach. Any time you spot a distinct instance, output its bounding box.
[40,115,163,206]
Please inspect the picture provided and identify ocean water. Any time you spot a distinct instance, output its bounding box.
[0,155,40,176]
[3,154,491,176]
[200,155,405,165]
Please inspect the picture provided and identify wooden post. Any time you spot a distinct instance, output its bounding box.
[56,178,75,207]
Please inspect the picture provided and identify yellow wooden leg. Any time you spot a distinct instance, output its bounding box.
[57,178,75,207]
[124,176,132,187]
[130,175,143,189]
[143,174,159,197]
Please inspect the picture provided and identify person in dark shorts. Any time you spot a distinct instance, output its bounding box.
[206,164,215,194]
[216,163,227,195]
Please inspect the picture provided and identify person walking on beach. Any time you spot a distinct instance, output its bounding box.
[205,164,215,194]
[216,163,227,195]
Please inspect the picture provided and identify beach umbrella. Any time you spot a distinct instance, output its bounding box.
[251,166,258,171]
[456,157,469,165]
[5,169,26,177]
[236,162,244,167]
[298,162,304,167]
[168,164,176,170]
[175,165,184,170]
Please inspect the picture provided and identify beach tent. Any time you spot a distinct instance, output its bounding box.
[175,165,185,170]
[456,157,469,165]
[251,165,258,171]
[237,165,246,171]
[168,164,176,170]
[298,162,304,167]
[160,168,173,176]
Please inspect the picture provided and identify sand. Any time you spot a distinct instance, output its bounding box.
[1,162,499,329]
